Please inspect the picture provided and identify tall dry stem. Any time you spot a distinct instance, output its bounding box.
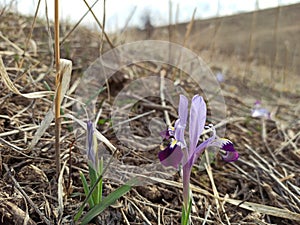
[54,0,61,177]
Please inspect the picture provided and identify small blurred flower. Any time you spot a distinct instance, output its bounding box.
[251,100,271,119]
[216,72,225,83]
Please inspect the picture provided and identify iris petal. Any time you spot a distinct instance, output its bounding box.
[220,139,235,152]
[174,95,189,145]
[189,95,206,152]
[158,143,183,169]
[178,95,189,126]
[160,126,175,140]
[220,140,239,162]
[221,150,239,162]
[192,137,213,165]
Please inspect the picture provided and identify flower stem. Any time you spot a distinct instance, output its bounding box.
[182,163,192,225]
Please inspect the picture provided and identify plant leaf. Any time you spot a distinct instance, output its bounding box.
[181,199,192,225]
[80,171,94,208]
[88,164,99,205]
[80,178,138,225]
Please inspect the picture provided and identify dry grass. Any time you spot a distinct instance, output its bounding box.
[0,2,300,225]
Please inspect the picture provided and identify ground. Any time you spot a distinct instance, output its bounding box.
[0,3,299,225]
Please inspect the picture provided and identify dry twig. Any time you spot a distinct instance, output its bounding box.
[3,163,51,225]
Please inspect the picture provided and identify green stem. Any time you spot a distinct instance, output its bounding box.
[182,162,192,225]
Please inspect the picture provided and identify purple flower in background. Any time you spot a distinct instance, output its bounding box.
[158,94,239,211]
[251,100,271,119]
[216,72,225,83]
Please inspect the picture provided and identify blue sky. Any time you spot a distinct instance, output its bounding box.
[1,0,300,32]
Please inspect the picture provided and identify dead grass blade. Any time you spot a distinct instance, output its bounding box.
[204,151,231,224]
[225,198,300,221]
[144,175,300,221]
[0,120,73,138]
[60,0,114,48]
[74,0,114,49]
[0,32,40,65]
[57,161,67,223]
[54,59,72,176]
[160,70,171,126]
[1,201,36,225]
[125,197,152,225]
[29,59,72,150]
[0,56,53,98]
[182,8,196,47]
[54,0,61,177]
[3,163,51,225]
[28,110,54,150]
[18,0,42,69]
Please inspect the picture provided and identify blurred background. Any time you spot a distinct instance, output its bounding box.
[1,0,299,99]
[1,0,300,32]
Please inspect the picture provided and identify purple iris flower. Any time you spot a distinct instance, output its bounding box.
[158,95,239,209]
[158,94,238,169]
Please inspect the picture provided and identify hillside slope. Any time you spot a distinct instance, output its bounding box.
[124,3,300,90]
